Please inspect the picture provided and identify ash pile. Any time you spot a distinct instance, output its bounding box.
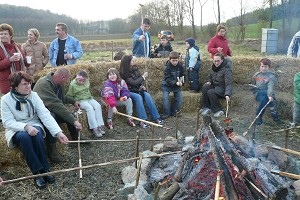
[118,116,299,200]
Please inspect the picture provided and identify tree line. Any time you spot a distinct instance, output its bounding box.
[1,0,300,46]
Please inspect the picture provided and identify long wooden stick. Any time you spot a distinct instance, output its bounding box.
[271,169,300,180]
[2,151,181,185]
[225,99,229,118]
[272,145,300,156]
[116,111,163,127]
[68,138,175,143]
[75,109,83,179]
[214,173,221,200]
[273,125,300,133]
[243,100,271,136]
[135,154,143,188]
[135,133,140,168]
[243,177,268,198]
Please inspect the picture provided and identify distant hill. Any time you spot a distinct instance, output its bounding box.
[0,4,79,37]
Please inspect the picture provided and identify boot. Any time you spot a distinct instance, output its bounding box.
[270,110,281,123]
[47,143,63,163]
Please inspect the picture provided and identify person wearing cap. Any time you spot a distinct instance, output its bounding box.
[287,31,300,58]
[207,24,232,59]
[49,22,83,67]
[161,51,185,120]
[22,28,49,76]
[132,18,151,58]
[153,35,173,58]
[185,37,201,93]
[252,58,281,125]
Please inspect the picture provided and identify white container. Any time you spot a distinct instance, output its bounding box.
[26,56,32,64]
[261,28,278,54]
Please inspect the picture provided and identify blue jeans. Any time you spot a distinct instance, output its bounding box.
[255,90,274,118]
[161,85,183,116]
[130,91,160,121]
[12,126,49,174]
[188,62,200,91]
[293,102,300,125]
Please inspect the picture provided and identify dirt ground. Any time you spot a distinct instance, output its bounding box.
[0,104,299,200]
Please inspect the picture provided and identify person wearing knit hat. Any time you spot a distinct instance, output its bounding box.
[252,58,281,125]
[185,37,201,93]
[207,24,232,59]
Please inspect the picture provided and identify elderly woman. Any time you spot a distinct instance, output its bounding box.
[1,71,69,189]
[0,23,29,95]
[200,53,233,117]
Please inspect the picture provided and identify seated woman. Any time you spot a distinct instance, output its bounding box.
[119,55,163,128]
[200,52,233,117]
[1,71,68,189]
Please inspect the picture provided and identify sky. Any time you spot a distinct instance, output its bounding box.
[1,0,264,25]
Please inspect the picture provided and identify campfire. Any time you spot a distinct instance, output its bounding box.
[119,116,299,200]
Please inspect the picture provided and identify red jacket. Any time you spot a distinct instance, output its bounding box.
[0,40,28,94]
[207,34,232,59]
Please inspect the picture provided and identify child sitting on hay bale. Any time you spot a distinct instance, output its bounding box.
[161,51,185,120]
[101,68,135,129]
[119,55,163,128]
[252,58,281,125]
[66,70,105,138]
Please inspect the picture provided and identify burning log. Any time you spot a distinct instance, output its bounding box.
[159,182,180,200]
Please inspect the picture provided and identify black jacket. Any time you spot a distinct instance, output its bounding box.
[125,66,145,93]
[208,58,233,97]
[153,42,173,58]
[162,61,185,88]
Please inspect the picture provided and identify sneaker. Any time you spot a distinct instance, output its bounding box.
[107,120,113,129]
[155,118,164,125]
[214,110,224,117]
[93,129,103,138]
[98,126,106,135]
[127,118,136,127]
[161,115,170,120]
[200,108,211,116]
[140,122,150,128]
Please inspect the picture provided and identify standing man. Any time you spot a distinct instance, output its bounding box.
[49,23,83,67]
[287,31,300,58]
[33,68,83,163]
[132,18,151,58]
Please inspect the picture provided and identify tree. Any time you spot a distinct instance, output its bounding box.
[185,0,197,38]
[198,0,209,30]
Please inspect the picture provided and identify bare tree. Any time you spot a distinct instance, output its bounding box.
[198,0,209,30]
[185,0,197,38]
[168,0,185,39]
[217,0,220,24]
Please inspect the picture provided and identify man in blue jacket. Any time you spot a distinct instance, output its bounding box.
[49,23,83,67]
[132,18,151,57]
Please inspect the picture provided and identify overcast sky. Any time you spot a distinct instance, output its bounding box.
[1,0,264,25]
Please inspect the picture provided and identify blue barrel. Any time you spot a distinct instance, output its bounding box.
[261,28,278,54]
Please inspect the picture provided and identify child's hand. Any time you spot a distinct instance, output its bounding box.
[112,107,118,113]
[176,82,182,86]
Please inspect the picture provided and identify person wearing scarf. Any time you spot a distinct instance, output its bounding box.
[1,71,68,189]
[200,53,233,118]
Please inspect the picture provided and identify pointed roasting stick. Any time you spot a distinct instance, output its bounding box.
[254,140,300,157]
[243,177,268,199]
[271,145,300,156]
[2,151,182,185]
[225,99,229,118]
[271,169,300,180]
[214,170,223,200]
[243,100,271,136]
[116,111,163,127]
[135,133,140,168]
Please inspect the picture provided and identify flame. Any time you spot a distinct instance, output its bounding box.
[194,156,201,165]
